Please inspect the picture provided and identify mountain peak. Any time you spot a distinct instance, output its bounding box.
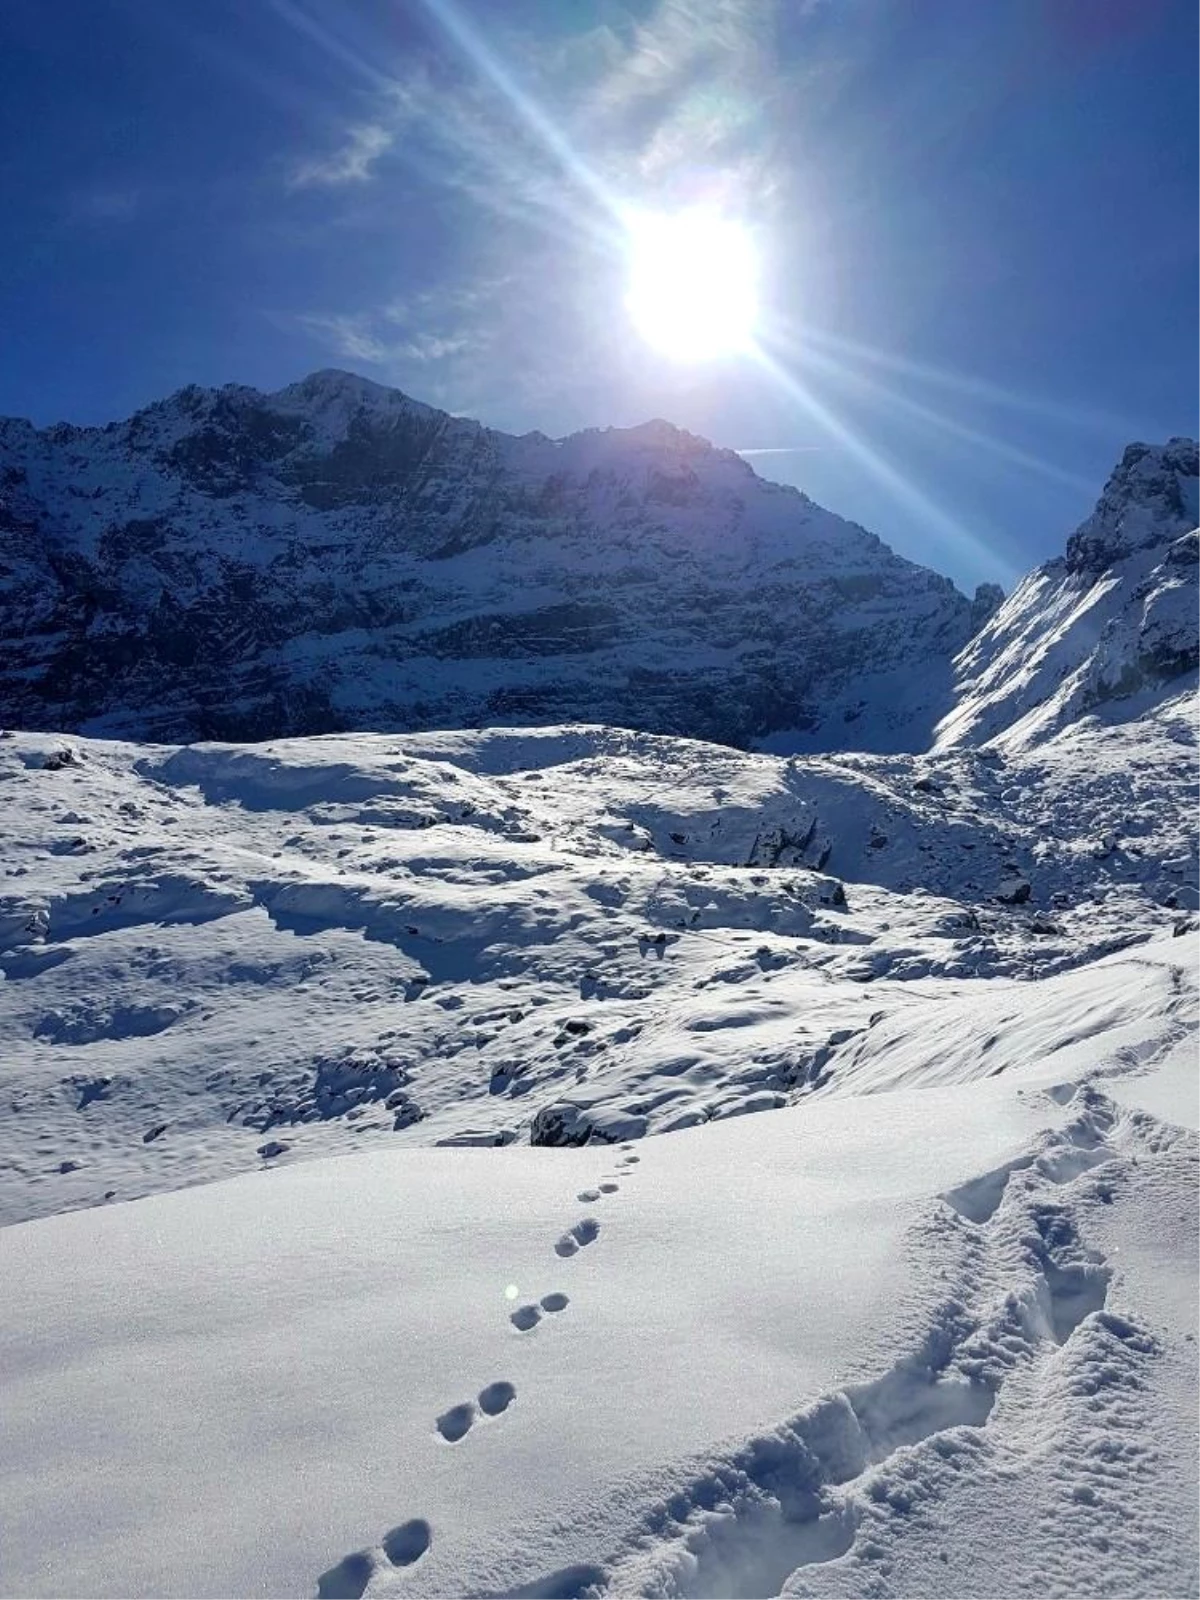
[938,436,1199,751]
[1065,436,1198,575]
[612,417,705,449]
[272,368,426,410]
[0,370,976,750]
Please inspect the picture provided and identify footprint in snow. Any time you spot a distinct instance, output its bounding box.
[436,1401,476,1442]
[317,1549,375,1599]
[478,1380,517,1416]
[438,1382,518,1437]
[317,1521,432,1598]
[512,1294,569,1330]
[555,1218,600,1258]
[578,1183,618,1202]
[383,1520,432,1566]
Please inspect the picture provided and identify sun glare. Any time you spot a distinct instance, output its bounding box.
[625,210,758,362]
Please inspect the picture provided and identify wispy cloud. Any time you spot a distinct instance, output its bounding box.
[397,332,472,362]
[296,284,489,374]
[284,0,790,220]
[280,0,828,416]
[580,0,776,196]
[295,312,392,364]
[288,122,393,189]
[67,187,143,223]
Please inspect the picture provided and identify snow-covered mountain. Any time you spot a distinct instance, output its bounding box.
[936,437,1198,750]
[0,380,1197,1600]
[0,370,993,749]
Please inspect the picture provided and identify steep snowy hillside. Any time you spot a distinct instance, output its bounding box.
[937,438,1198,750]
[0,371,989,750]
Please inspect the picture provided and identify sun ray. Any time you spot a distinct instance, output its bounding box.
[267,0,396,92]
[798,324,1137,437]
[415,0,623,237]
[790,341,1100,495]
[749,339,1017,583]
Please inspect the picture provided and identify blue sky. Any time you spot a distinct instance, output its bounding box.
[2,0,1195,591]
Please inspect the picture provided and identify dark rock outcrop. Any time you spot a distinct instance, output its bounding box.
[0,371,978,750]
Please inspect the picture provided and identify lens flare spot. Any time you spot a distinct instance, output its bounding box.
[625,209,758,362]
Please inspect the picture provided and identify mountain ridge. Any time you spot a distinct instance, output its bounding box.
[4,368,1196,755]
[936,435,1198,750]
[0,370,1194,754]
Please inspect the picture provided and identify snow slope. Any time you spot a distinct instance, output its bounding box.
[0,370,989,750]
[937,438,1198,751]
[2,964,1195,1599]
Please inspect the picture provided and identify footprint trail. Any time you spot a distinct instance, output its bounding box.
[555,1218,600,1258]
[323,1145,631,1589]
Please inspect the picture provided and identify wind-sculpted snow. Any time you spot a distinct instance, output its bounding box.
[0,693,1194,1226]
[0,370,986,750]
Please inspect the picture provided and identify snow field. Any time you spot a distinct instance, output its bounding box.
[0,702,1194,1225]
[1,1051,1194,1598]
[0,690,1195,1597]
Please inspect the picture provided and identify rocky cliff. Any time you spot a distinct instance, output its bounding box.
[0,370,991,749]
[935,437,1198,750]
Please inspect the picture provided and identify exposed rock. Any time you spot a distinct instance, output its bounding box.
[970,581,1005,632]
[995,875,1032,906]
[528,1098,644,1147]
[937,439,1198,752]
[529,1101,594,1147]
[0,372,981,751]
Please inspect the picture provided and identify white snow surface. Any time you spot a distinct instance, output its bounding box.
[0,694,1197,1598]
[936,438,1197,752]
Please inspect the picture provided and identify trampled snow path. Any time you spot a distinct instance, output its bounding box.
[311,1073,1196,1600]
[3,987,1193,1599]
[347,955,1172,1600]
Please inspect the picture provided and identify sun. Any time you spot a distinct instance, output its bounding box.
[624,209,758,362]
